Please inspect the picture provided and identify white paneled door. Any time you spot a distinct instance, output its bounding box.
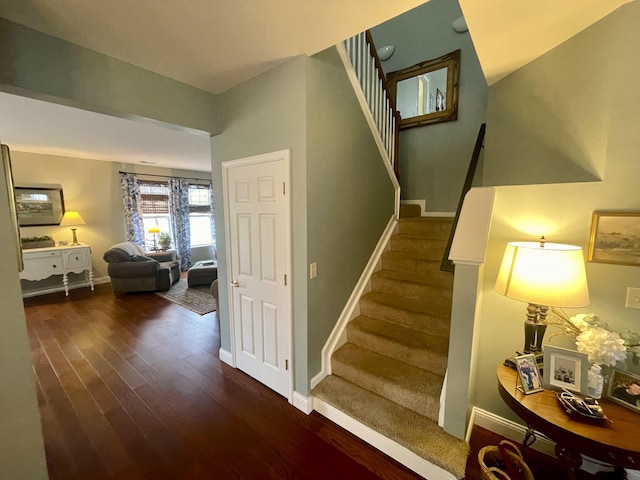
[223,150,291,399]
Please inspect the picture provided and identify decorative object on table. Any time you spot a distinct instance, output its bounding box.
[555,389,610,423]
[495,237,590,356]
[59,210,86,245]
[545,312,628,367]
[21,235,55,249]
[148,227,160,251]
[514,353,543,394]
[543,344,589,394]
[15,185,65,226]
[478,440,534,480]
[588,364,604,399]
[606,369,640,413]
[158,232,171,250]
[588,211,640,266]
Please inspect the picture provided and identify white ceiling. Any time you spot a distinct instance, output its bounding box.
[0,0,633,172]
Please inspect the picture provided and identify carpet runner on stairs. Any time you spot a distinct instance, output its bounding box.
[312,217,469,479]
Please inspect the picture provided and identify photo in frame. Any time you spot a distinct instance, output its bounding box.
[515,353,543,394]
[588,211,640,266]
[543,344,589,394]
[606,369,640,413]
[15,186,65,226]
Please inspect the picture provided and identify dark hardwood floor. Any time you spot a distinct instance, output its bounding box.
[23,283,566,479]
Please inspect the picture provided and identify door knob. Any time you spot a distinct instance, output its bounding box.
[231,280,239,287]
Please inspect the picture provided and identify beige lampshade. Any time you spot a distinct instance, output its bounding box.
[148,227,161,234]
[495,241,590,307]
[60,211,86,227]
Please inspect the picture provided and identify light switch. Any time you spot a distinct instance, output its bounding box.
[625,287,640,309]
[310,262,317,279]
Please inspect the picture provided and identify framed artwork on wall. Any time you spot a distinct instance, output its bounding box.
[588,211,640,266]
[15,186,65,226]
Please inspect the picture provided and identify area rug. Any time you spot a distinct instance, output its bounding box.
[155,278,217,315]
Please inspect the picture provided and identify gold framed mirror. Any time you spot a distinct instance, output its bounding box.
[387,49,460,129]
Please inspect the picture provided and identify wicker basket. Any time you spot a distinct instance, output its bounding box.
[478,440,534,480]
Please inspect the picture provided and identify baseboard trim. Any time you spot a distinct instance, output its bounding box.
[313,397,456,480]
[93,276,111,285]
[218,348,234,367]
[292,391,312,414]
[469,407,627,475]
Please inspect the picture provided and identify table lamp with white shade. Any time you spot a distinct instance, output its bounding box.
[59,211,86,246]
[495,238,590,355]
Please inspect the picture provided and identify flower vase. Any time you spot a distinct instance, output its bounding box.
[587,364,604,399]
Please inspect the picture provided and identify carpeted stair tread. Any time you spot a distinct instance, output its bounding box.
[347,316,448,374]
[359,291,450,336]
[398,217,453,237]
[390,234,448,260]
[313,375,469,479]
[382,250,449,277]
[332,343,442,420]
[371,270,452,304]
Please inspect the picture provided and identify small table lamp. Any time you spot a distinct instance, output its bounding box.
[148,227,160,251]
[60,211,86,246]
[495,238,590,354]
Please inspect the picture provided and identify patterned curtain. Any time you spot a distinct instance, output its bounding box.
[208,181,217,260]
[119,173,145,245]
[169,177,191,270]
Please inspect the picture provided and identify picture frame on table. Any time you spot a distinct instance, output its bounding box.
[515,353,544,394]
[606,369,640,413]
[15,186,65,226]
[588,211,640,266]
[543,344,589,394]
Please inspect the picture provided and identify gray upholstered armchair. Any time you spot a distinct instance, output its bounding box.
[103,242,180,294]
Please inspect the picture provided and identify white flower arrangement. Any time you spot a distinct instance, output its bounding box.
[546,310,630,367]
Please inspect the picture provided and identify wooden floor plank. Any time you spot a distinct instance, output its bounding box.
[23,284,568,479]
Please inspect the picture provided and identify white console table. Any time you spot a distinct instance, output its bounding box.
[20,244,94,297]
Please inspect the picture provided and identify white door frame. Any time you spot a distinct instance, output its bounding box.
[221,149,293,403]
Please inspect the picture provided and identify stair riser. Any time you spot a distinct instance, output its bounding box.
[371,275,452,305]
[390,236,447,259]
[346,325,448,376]
[331,357,441,421]
[359,297,451,336]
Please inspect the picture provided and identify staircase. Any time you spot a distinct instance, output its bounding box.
[312,217,469,479]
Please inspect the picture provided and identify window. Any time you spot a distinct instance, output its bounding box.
[139,180,215,250]
[188,184,214,247]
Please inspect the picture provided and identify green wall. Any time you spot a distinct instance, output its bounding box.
[472,1,640,421]
[210,57,310,390]
[0,18,221,135]
[371,0,487,212]
[305,48,395,383]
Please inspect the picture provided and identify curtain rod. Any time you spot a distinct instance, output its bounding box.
[118,170,212,183]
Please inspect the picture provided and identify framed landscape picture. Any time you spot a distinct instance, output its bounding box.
[543,344,589,394]
[15,186,65,226]
[588,211,640,266]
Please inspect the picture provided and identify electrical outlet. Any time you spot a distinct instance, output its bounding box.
[309,262,317,279]
[625,287,640,309]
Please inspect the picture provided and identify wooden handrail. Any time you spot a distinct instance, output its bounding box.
[440,123,486,273]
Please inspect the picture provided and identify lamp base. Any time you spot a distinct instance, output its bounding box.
[70,228,79,246]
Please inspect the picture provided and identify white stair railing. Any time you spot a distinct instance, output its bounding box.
[343,31,400,176]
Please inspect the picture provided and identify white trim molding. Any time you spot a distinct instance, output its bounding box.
[218,348,234,367]
[314,397,456,480]
[292,391,313,414]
